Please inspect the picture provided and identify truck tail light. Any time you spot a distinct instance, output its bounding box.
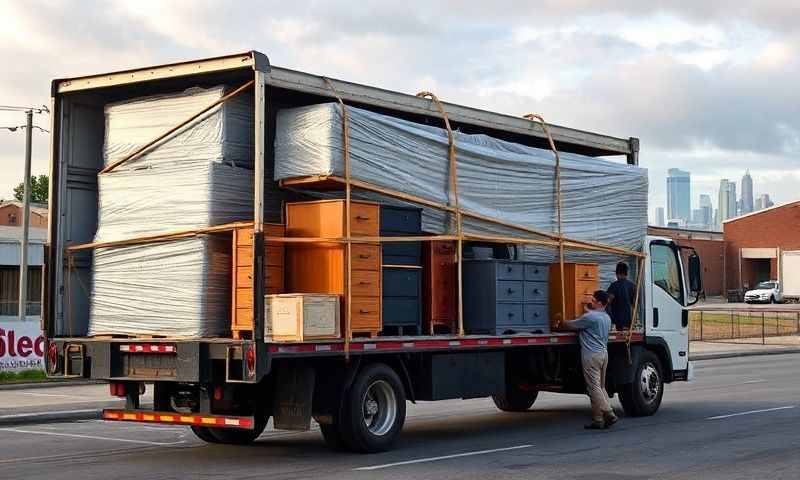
[245,347,256,378]
[110,382,126,397]
[213,386,223,401]
[47,343,59,375]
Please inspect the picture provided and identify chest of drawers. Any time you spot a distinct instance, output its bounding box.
[380,205,423,335]
[231,223,285,339]
[462,260,550,335]
[549,262,599,329]
[285,200,381,337]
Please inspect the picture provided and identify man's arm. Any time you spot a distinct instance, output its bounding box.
[564,311,592,330]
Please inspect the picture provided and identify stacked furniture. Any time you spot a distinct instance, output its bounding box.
[285,200,382,337]
[380,206,423,335]
[549,263,599,329]
[462,260,550,335]
[422,241,457,334]
[231,223,285,339]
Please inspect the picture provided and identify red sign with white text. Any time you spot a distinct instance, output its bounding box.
[0,322,44,372]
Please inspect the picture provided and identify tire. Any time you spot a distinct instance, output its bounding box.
[338,363,406,453]
[619,350,664,417]
[191,425,223,443]
[202,416,268,445]
[492,387,539,412]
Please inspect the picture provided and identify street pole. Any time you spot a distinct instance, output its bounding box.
[18,110,33,321]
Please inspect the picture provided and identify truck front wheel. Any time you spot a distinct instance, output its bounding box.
[338,363,406,453]
[619,351,664,417]
[492,386,539,412]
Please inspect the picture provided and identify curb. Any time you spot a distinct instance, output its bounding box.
[690,347,800,361]
[0,408,101,427]
[0,380,105,391]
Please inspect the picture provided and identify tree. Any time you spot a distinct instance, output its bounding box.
[13,175,49,204]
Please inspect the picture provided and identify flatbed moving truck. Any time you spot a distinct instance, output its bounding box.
[43,51,702,452]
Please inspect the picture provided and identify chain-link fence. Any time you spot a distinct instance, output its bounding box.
[690,309,800,345]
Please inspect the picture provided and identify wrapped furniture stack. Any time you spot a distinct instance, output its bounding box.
[88,86,255,337]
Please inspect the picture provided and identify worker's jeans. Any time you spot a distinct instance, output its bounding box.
[582,351,614,423]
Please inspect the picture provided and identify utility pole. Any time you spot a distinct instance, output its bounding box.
[18,109,33,321]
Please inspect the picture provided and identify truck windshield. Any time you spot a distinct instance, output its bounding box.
[755,281,776,289]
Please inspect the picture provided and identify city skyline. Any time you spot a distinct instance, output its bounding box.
[653,168,776,230]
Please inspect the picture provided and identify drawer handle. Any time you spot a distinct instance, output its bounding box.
[356,215,371,221]
[533,312,539,318]
[532,288,540,294]
[358,254,371,259]
[359,309,372,314]
[507,288,515,294]
[506,266,513,272]
[359,281,371,285]
[508,312,515,317]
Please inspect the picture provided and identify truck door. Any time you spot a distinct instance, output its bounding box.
[648,241,689,371]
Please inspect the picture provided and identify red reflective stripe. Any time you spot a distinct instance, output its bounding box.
[103,409,253,429]
[120,344,177,354]
[266,332,643,355]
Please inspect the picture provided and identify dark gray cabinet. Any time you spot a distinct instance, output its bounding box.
[380,205,423,335]
[463,260,550,335]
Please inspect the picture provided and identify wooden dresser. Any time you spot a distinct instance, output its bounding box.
[548,262,599,330]
[285,200,382,337]
[422,241,457,334]
[231,223,285,339]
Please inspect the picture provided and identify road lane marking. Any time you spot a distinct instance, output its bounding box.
[354,444,533,471]
[706,405,796,420]
[0,408,98,420]
[0,427,185,446]
[16,392,85,398]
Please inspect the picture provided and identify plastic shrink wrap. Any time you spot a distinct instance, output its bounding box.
[274,103,648,286]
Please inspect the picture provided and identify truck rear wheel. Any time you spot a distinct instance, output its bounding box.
[492,387,539,412]
[191,416,268,445]
[619,351,663,417]
[338,363,406,453]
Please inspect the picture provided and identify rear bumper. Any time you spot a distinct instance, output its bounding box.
[103,408,255,429]
[45,338,267,384]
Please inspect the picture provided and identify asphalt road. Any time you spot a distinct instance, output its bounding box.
[0,354,798,480]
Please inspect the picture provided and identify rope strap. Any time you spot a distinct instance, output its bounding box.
[416,91,464,336]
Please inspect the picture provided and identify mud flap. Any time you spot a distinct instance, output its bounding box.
[273,363,315,431]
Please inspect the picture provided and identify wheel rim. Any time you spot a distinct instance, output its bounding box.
[639,363,661,404]
[362,380,397,436]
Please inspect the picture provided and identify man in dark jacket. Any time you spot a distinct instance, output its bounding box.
[607,262,636,331]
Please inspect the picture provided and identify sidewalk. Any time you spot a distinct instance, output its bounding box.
[690,338,800,361]
[0,382,153,426]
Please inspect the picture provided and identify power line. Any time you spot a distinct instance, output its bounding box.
[0,104,49,114]
[1,125,49,133]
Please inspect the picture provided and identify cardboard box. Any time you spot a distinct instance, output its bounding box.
[264,294,341,342]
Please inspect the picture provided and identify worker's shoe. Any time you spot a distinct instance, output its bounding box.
[584,421,606,430]
[603,414,619,428]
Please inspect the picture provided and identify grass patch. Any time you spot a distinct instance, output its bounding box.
[0,369,47,383]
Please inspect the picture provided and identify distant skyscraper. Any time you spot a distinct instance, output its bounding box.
[698,194,713,229]
[667,168,691,222]
[755,193,774,211]
[718,179,737,224]
[740,170,754,215]
[655,207,665,227]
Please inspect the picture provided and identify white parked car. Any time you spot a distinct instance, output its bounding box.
[744,281,783,304]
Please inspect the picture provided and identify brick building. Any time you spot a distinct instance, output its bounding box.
[723,201,800,293]
[648,226,724,296]
[0,201,48,228]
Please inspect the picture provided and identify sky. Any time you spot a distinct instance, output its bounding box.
[1,0,798,224]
